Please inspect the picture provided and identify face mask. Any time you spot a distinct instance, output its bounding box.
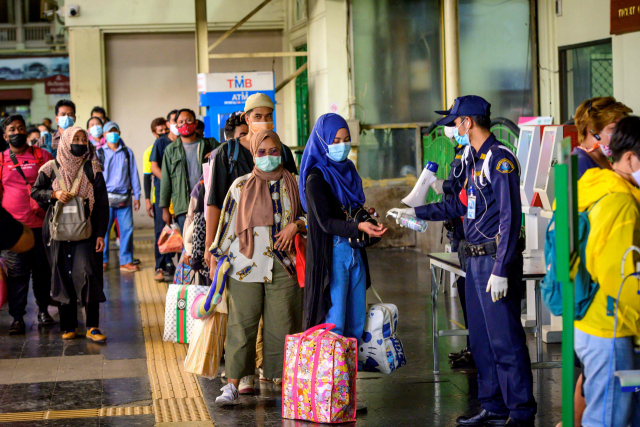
[178,122,198,136]
[158,131,169,137]
[70,144,88,157]
[40,130,50,136]
[169,124,180,136]
[57,115,74,130]
[249,121,275,133]
[453,119,470,146]
[89,125,103,139]
[106,132,120,144]
[254,155,281,172]
[8,133,27,149]
[444,126,455,139]
[600,144,613,157]
[327,142,351,162]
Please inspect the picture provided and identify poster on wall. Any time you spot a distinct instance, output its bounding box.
[0,56,69,81]
[611,0,640,35]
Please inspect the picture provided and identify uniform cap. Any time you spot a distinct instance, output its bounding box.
[435,95,491,127]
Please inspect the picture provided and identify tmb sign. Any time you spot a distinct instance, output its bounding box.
[611,0,640,35]
[44,74,70,95]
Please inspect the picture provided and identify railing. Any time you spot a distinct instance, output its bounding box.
[0,23,54,49]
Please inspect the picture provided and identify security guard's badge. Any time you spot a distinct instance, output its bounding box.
[496,158,515,174]
[467,186,476,219]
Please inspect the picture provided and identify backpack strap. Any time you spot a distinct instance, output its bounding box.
[227,139,240,174]
[51,160,68,192]
[97,148,105,167]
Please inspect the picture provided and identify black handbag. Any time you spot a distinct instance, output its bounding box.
[343,205,382,249]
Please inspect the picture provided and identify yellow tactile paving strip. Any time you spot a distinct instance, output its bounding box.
[134,254,212,423]
[0,406,154,422]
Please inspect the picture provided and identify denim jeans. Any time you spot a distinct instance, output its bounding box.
[103,205,134,265]
[323,236,366,339]
[575,328,640,427]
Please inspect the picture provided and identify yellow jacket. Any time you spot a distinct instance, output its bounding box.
[574,168,640,338]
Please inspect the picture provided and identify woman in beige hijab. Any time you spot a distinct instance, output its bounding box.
[209,129,305,406]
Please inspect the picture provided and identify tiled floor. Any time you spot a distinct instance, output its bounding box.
[0,233,565,426]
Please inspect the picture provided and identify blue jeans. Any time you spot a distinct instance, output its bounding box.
[575,328,640,427]
[176,214,187,236]
[103,205,134,265]
[323,236,366,339]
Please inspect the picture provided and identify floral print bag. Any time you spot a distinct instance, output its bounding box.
[282,323,357,423]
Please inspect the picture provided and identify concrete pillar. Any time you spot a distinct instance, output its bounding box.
[443,0,460,107]
[68,28,106,123]
[307,0,350,122]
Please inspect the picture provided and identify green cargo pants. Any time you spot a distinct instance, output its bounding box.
[225,262,303,379]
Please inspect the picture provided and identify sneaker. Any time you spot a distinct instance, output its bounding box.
[154,269,166,282]
[120,263,139,272]
[62,329,78,340]
[86,327,107,343]
[272,378,282,385]
[238,375,255,394]
[215,383,241,406]
[9,318,25,335]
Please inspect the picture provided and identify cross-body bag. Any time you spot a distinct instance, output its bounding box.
[98,146,132,208]
[49,160,93,242]
[342,204,382,249]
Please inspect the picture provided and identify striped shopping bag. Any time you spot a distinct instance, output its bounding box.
[163,284,208,344]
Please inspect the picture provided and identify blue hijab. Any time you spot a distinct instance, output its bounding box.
[299,113,365,212]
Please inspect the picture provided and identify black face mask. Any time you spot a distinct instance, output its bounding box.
[70,144,88,157]
[8,133,27,149]
[158,131,169,137]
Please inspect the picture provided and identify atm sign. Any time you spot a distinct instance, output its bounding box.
[197,71,274,93]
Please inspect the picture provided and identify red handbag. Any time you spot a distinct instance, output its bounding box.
[294,234,306,288]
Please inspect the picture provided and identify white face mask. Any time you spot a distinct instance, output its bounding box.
[169,123,179,136]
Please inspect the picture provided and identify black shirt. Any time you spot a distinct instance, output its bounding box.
[207,139,298,209]
[0,206,24,250]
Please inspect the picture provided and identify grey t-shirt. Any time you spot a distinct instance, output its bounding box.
[183,141,201,192]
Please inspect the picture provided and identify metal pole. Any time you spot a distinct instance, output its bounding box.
[207,0,274,53]
[555,153,578,427]
[194,0,208,116]
[275,62,308,93]
[443,0,460,107]
[431,265,440,374]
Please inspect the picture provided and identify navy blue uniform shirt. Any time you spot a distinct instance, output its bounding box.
[571,146,602,179]
[149,134,172,201]
[416,134,521,277]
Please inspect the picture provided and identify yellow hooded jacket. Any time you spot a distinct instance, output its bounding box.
[574,168,640,338]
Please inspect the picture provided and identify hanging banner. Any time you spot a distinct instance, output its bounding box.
[0,56,69,81]
[611,0,640,35]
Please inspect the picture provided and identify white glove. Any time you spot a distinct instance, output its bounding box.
[431,179,445,195]
[387,208,415,224]
[486,274,508,302]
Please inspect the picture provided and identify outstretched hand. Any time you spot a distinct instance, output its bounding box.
[358,221,388,238]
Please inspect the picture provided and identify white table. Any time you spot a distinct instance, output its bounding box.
[428,252,561,374]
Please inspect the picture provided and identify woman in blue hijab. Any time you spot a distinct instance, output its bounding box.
[299,113,386,338]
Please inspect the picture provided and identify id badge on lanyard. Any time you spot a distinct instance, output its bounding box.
[468,185,476,219]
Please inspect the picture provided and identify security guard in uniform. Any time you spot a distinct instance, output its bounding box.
[432,134,473,368]
[390,95,536,427]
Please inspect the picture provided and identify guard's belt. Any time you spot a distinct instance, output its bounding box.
[464,241,498,257]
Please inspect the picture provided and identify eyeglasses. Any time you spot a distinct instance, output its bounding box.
[255,148,280,157]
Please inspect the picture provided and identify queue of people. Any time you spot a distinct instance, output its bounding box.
[1,90,638,427]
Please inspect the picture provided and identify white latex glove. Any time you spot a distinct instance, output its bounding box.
[486,274,508,302]
[431,179,445,195]
[387,207,415,224]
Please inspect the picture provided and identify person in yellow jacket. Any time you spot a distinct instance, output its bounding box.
[575,115,640,427]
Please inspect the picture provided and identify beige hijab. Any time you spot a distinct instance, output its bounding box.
[235,129,301,258]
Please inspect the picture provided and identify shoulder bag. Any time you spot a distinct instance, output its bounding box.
[49,160,93,241]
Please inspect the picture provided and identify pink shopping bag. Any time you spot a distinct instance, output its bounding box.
[282,323,357,423]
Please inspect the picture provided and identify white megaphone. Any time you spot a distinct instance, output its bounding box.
[402,161,439,207]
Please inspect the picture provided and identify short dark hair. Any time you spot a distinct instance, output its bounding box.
[87,116,103,128]
[150,117,167,132]
[167,109,179,122]
[1,114,26,131]
[91,106,107,117]
[467,115,491,131]
[27,126,40,135]
[176,108,196,122]
[43,117,52,123]
[55,99,76,116]
[610,116,640,163]
[224,112,247,140]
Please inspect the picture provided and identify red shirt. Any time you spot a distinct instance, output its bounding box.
[0,147,53,228]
